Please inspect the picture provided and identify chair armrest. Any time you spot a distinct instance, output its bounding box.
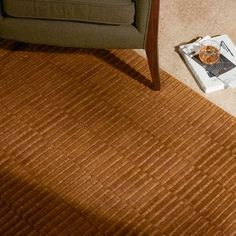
[133,0,152,34]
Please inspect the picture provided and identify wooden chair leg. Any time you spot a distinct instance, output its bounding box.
[145,0,160,91]
[146,45,160,91]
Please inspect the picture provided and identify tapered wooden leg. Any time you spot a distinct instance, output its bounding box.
[146,45,160,90]
[145,0,160,91]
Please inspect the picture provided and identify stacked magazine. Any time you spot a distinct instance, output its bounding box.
[179,34,236,93]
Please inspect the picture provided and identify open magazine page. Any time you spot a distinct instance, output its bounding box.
[179,34,236,93]
[179,39,225,93]
[213,35,236,88]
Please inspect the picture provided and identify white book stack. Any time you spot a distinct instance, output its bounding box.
[179,34,236,93]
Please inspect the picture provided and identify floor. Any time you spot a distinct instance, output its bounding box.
[0,43,235,235]
[136,0,236,117]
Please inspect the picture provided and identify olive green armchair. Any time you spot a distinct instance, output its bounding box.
[0,0,160,90]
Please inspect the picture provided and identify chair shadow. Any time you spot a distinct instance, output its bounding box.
[0,40,153,89]
[91,49,153,89]
[0,168,139,235]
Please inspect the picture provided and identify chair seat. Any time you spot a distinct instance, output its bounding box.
[3,0,135,25]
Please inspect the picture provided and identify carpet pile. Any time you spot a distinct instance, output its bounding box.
[0,41,236,235]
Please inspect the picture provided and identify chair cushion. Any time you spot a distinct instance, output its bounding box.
[3,0,135,25]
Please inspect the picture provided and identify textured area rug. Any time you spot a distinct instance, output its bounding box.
[0,41,236,236]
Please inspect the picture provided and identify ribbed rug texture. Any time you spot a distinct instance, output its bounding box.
[0,40,236,236]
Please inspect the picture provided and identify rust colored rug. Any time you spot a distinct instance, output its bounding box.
[0,40,236,236]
